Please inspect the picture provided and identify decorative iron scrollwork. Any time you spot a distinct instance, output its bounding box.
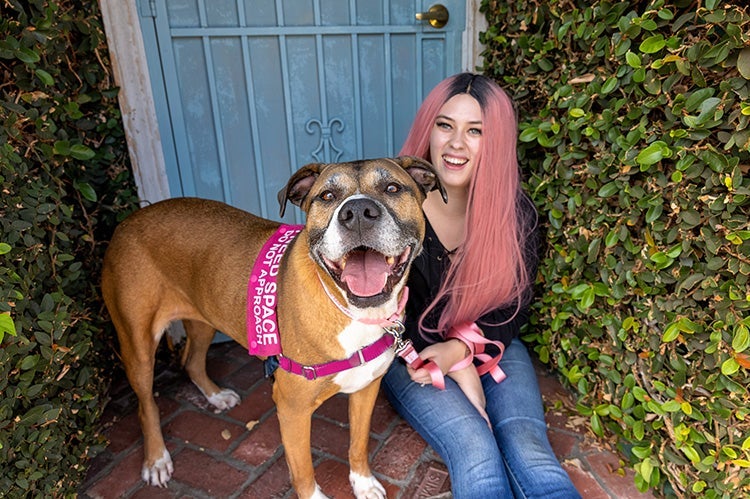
[305,117,344,163]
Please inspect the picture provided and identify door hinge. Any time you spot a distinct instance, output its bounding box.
[138,0,157,18]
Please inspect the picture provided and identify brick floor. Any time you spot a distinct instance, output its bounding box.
[79,341,656,498]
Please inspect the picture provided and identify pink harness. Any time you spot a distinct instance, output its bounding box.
[247,224,304,356]
[247,225,411,380]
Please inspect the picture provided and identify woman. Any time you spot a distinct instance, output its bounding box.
[383,73,581,498]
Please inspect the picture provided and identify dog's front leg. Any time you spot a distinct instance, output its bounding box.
[273,378,327,499]
[348,378,386,499]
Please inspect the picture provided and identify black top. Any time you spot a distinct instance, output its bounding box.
[403,195,540,355]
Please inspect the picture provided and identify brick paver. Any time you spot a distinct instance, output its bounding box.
[80,341,655,498]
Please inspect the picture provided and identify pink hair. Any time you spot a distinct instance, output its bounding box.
[399,73,533,337]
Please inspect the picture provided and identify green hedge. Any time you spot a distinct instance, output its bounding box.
[481,0,750,496]
[0,1,137,494]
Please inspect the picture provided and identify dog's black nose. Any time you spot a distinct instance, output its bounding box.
[338,198,382,232]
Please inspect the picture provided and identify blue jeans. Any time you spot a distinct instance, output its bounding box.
[382,338,581,499]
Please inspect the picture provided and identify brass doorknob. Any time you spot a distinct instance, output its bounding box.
[416,4,449,29]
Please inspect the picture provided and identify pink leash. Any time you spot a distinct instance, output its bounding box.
[416,322,507,390]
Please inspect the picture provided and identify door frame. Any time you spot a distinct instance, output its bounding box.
[99,0,488,205]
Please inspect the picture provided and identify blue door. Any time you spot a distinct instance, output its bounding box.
[138,0,465,223]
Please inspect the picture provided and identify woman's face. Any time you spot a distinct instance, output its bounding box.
[429,93,483,191]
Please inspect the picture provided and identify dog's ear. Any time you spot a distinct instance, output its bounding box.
[394,156,448,204]
[277,163,325,217]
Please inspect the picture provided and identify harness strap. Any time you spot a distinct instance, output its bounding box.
[278,333,396,380]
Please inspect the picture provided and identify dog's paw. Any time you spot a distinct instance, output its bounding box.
[308,484,331,499]
[206,387,241,411]
[142,448,174,487]
[349,471,386,499]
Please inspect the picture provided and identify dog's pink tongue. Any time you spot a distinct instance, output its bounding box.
[341,250,389,297]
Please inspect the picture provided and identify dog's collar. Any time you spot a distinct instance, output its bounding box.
[274,280,409,381]
[277,333,397,380]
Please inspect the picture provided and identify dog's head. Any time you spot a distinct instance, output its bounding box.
[278,156,446,308]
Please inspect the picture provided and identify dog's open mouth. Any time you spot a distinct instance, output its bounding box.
[322,246,412,299]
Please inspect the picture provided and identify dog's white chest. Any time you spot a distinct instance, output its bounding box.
[332,322,396,393]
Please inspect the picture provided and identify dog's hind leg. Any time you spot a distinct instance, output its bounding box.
[181,319,240,410]
[112,312,174,486]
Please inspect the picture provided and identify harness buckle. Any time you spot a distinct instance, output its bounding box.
[302,365,318,380]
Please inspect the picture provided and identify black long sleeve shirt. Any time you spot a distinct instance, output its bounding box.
[403,198,540,355]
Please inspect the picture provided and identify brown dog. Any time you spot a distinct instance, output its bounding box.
[101,156,444,498]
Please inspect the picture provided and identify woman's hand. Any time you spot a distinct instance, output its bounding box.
[406,339,491,428]
[406,339,468,384]
[447,365,490,428]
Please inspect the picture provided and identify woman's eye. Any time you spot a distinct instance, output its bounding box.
[386,183,401,194]
[469,127,482,136]
[319,191,335,201]
[436,121,451,129]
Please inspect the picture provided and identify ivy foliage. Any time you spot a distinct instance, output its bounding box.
[0,0,137,494]
[481,0,750,496]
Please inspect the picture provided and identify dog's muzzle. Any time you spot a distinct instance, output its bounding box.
[315,197,417,305]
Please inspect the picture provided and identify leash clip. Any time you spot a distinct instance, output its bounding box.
[385,320,423,369]
[384,320,408,352]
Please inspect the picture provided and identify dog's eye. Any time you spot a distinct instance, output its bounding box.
[319,191,336,202]
[385,183,401,194]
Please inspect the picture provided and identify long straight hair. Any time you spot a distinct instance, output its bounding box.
[399,73,534,336]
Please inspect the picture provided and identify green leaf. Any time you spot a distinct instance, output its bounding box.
[598,182,619,198]
[591,412,603,437]
[738,47,750,80]
[645,204,663,224]
[569,108,585,118]
[636,142,667,167]
[639,35,665,54]
[639,457,655,483]
[16,46,40,63]
[74,181,97,202]
[721,358,740,376]
[519,127,539,142]
[601,77,618,94]
[21,355,39,370]
[685,88,715,112]
[579,287,595,309]
[35,68,54,86]
[53,140,71,155]
[662,322,680,342]
[732,325,750,353]
[681,445,701,463]
[662,400,680,412]
[633,420,644,440]
[0,313,17,342]
[70,144,96,160]
[0,242,11,254]
[625,51,641,68]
